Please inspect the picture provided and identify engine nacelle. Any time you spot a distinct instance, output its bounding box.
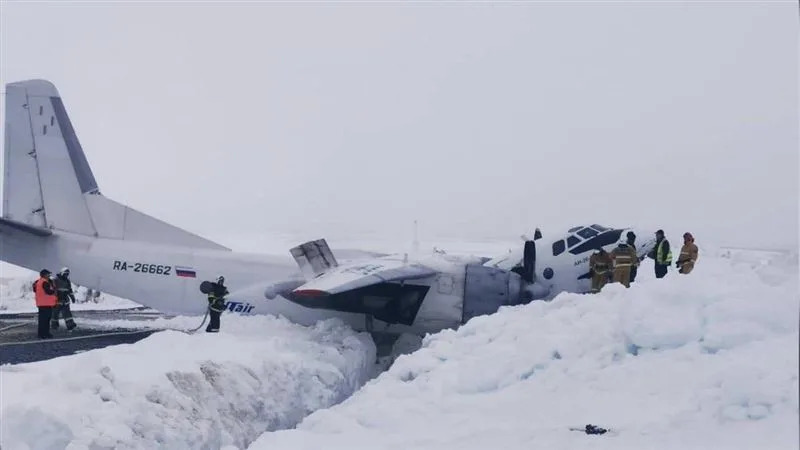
[462,264,522,324]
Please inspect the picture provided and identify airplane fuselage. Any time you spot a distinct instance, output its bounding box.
[0,225,475,335]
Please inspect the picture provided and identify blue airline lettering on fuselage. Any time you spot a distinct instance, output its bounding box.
[223,301,255,314]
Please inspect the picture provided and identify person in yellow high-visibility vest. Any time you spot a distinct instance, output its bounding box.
[648,229,672,278]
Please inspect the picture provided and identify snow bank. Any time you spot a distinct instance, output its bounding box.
[0,276,141,312]
[251,252,799,450]
[0,315,376,450]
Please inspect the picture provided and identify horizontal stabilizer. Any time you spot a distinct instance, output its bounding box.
[0,217,52,237]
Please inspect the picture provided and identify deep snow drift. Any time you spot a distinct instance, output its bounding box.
[251,250,799,450]
[0,315,376,450]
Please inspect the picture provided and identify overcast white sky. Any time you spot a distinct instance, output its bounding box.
[1,1,797,254]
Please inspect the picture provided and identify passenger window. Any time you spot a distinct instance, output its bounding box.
[552,239,566,256]
[577,228,598,239]
[591,224,609,232]
[567,236,580,247]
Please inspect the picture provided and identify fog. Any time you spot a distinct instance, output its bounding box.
[1,2,797,257]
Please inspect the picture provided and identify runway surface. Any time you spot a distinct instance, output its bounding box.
[0,308,164,365]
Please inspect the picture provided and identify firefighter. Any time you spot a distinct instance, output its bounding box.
[648,229,672,278]
[206,275,229,333]
[610,240,637,288]
[625,231,640,283]
[52,267,77,331]
[676,232,699,274]
[32,269,56,339]
[589,248,612,293]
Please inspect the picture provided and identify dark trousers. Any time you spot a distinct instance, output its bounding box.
[52,302,76,329]
[655,264,668,279]
[630,265,638,283]
[206,310,221,332]
[37,306,53,338]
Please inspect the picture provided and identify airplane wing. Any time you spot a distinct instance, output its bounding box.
[291,257,438,297]
[330,248,391,261]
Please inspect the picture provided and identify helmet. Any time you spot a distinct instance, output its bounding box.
[39,269,51,277]
[217,276,225,284]
[626,231,635,240]
[59,267,70,276]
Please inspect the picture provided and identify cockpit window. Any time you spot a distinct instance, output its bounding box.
[567,235,580,247]
[552,239,566,256]
[569,229,624,255]
[568,226,582,233]
[591,224,609,232]
[577,227,599,239]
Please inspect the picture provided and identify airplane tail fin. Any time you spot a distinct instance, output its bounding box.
[2,79,228,250]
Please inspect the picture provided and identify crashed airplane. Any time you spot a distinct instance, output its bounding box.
[0,79,656,336]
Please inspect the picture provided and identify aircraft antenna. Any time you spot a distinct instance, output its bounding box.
[412,220,420,255]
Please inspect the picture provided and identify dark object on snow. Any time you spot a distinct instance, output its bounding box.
[570,424,610,435]
[584,424,608,435]
[199,281,213,294]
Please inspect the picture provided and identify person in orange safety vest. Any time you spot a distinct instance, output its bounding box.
[32,269,57,339]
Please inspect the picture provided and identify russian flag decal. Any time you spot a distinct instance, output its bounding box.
[175,266,196,278]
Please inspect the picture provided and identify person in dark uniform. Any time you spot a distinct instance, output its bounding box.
[52,267,77,331]
[206,276,229,332]
[32,269,57,339]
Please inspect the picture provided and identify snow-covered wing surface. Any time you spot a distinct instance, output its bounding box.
[293,257,437,295]
[331,248,391,261]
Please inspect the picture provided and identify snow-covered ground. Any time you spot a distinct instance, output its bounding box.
[250,249,799,450]
[0,277,142,312]
[0,315,376,449]
[1,247,796,450]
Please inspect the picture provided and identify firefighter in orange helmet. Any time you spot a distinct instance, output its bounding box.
[677,232,699,274]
